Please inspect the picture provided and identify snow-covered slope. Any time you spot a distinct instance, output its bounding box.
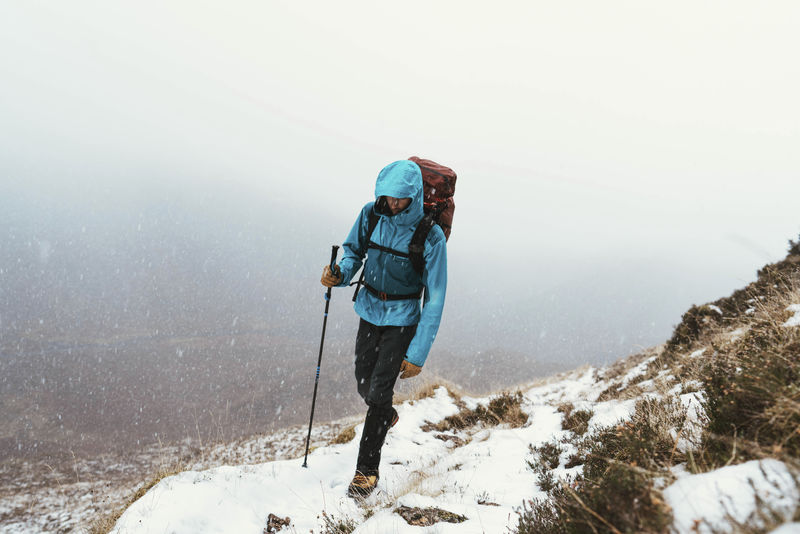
[109,356,799,534]
[110,370,606,533]
[104,245,800,534]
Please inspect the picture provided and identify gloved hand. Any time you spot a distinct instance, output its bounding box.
[320,264,342,288]
[399,359,422,379]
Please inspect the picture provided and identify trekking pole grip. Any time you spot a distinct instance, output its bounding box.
[329,245,339,271]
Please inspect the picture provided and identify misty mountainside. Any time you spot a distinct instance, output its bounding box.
[1,177,336,460]
[0,177,702,463]
[2,236,790,534]
[93,240,800,534]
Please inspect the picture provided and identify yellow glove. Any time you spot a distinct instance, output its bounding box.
[320,265,342,288]
[399,359,422,379]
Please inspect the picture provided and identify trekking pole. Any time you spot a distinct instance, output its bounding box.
[302,245,339,468]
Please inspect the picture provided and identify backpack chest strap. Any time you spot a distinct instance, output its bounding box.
[367,241,409,258]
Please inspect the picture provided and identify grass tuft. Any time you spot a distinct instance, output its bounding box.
[394,378,465,405]
[422,391,528,432]
[316,511,357,534]
[558,403,593,436]
[330,424,357,445]
[527,440,564,492]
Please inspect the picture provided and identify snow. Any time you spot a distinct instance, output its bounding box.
[588,398,637,429]
[770,523,800,533]
[675,391,705,452]
[665,459,799,534]
[617,354,657,389]
[108,363,797,534]
[111,374,603,534]
[110,387,508,533]
[784,304,800,327]
[727,327,747,341]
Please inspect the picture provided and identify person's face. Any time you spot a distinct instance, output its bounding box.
[385,196,412,214]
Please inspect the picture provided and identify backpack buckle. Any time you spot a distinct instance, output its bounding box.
[379,291,388,301]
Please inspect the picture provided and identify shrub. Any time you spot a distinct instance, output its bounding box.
[584,397,687,473]
[664,249,799,358]
[317,511,357,534]
[558,404,593,436]
[527,441,563,493]
[517,495,563,534]
[788,234,800,256]
[515,397,684,534]
[700,320,800,467]
[667,304,725,351]
[528,441,562,471]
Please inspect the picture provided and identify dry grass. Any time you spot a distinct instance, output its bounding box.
[600,345,664,383]
[422,391,528,432]
[316,511,358,534]
[394,376,467,405]
[654,264,800,472]
[515,240,800,534]
[595,344,683,403]
[329,424,357,445]
[88,462,187,534]
[527,440,563,492]
[384,464,439,501]
[695,285,800,469]
[665,254,800,357]
[518,396,686,534]
[557,403,593,436]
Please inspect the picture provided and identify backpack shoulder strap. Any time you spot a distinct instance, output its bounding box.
[409,213,436,276]
[352,208,381,302]
[362,208,380,255]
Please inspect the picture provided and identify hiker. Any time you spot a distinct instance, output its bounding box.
[320,159,448,498]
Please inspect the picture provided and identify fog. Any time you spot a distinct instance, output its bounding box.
[1,2,799,459]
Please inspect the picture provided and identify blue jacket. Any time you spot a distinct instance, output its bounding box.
[336,160,447,367]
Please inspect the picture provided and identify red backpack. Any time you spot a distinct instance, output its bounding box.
[408,156,456,241]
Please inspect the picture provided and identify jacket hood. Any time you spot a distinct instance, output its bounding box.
[374,160,424,225]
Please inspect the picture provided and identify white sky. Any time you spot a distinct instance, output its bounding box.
[2,1,799,322]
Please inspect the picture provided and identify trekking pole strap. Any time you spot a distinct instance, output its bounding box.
[351,270,365,302]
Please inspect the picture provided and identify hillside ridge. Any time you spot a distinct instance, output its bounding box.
[3,238,799,533]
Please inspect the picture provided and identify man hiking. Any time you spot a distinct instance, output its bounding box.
[320,159,448,498]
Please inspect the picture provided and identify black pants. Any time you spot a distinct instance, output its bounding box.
[354,318,417,474]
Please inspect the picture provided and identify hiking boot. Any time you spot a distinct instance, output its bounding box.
[347,470,379,498]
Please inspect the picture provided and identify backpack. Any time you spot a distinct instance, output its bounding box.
[352,157,456,302]
[409,156,456,241]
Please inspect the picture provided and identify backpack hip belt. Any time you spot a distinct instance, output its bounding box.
[362,282,423,301]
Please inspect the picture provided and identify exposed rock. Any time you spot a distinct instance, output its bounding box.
[395,505,467,526]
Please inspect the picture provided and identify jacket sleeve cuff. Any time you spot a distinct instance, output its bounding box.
[336,263,355,287]
[405,339,429,367]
